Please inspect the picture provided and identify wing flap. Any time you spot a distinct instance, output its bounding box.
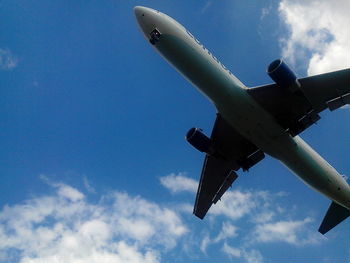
[193,155,238,219]
[300,68,350,112]
[212,170,238,204]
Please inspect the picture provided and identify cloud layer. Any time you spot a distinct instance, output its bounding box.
[159,173,323,262]
[279,0,350,75]
[0,183,187,263]
[0,174,325,263]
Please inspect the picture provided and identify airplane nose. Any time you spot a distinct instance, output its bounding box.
[134,6,152,34]
[134,6,154,24]
[134,6,162,45]
[134,6,145,19]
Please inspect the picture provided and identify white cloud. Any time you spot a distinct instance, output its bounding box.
[0,48,18,70]
[222,242,241,258]
[0,182,187,263]
[200,222,238,253]
[176,203,193,214]
[279,0,350,75]
[209,190,256,220]
[243,249,264,263]
[251,211,275,224]
[56,183,85,201]
[213,222,238,243]
[200,234,211,253]
[252,218,322,245]
[209,190,280,222]
[222,243,263,263]
[160,173,197,194]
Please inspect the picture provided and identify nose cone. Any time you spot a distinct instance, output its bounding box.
[134,6,148,20]
[134,6,161,37]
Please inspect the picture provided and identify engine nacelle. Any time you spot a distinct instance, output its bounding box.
[267,59,301,93]
[185,128,214,155]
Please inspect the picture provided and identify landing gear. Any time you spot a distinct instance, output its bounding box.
[149,29,161,45]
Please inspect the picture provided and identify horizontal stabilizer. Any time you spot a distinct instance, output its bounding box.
[319,202,350,235]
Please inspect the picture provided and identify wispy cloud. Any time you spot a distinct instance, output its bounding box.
[222,242,241,258]
[213,221,238,243]
[278,0,350,75]
[260,5,272,20]
[200,234,211,253]
[201,1,212,14]
[0,48,18,70]
[83,176,96,193]
[200,221,238,253]
[222,243,263,263]
[200,222,238,254]
[242,249,264,263]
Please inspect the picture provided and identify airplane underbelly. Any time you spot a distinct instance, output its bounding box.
[221,101,350,209]
[273,135,350,209]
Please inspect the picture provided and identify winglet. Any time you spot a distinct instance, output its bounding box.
[319,202,350,235]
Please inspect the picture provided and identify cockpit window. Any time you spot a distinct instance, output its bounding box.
[149,29,161,45]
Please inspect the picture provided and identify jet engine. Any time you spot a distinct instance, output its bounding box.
[267,59,301,93]
[186,128,214,155]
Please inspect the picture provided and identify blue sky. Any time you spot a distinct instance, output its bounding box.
[1,0,350,262]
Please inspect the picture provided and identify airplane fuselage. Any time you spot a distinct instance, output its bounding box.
[134,7,350,210]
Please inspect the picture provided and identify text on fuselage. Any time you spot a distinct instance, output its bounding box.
[186,29,233,76]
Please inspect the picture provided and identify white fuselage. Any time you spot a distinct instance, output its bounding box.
[134,6,350,209]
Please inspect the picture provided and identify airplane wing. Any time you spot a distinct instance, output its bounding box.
[248,68,350,136]
[194,114,265,219]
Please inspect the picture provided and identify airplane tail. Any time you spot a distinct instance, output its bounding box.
[319,201,350,234]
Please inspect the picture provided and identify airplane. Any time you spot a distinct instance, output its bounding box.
[134,6,350,234]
